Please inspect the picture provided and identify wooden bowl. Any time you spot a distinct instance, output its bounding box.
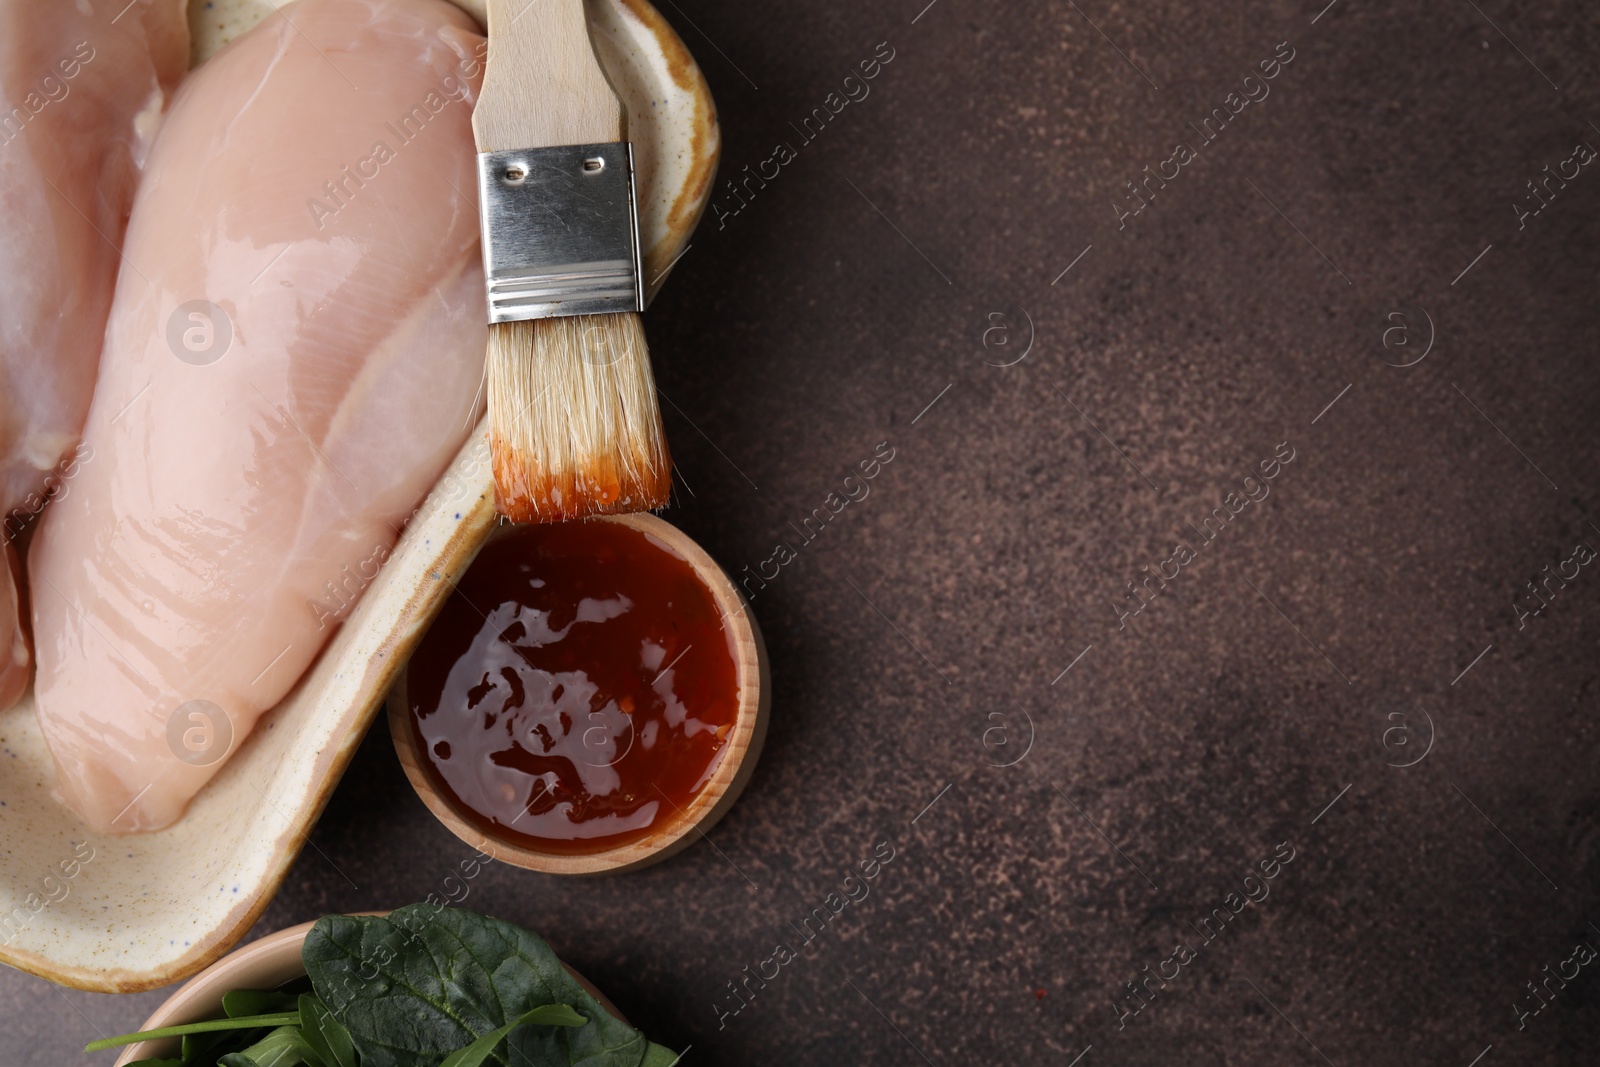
[388,514,769,875]
[0,0,719,992]
[114,913,625,1066]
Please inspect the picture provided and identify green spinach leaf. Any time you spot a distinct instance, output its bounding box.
[298,993,359,1067]
[216,1024,325,1067]
[181,1030,231,1063]
[438,1004,586,1067]
[639,1046,684,1067]
[84,1012,301,1052]
[303,906,670,1067]
[223,989,301,1019]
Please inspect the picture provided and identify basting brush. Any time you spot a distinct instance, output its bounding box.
[474,0,670,523]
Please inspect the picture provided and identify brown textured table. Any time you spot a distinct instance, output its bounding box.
[8,0,1600,1063]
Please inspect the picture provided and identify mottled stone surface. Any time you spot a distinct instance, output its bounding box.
[7,0,1600,1063]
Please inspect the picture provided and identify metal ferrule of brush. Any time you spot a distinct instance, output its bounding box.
[477,141,644,323]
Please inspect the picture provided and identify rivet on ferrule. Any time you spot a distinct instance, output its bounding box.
[476,141,643,323]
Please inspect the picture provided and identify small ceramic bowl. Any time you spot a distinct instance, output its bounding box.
[0,0,718,992]
[113,913,625,1066]
[388,513,769,875]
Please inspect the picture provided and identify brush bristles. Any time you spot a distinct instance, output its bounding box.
[487,312,672,524]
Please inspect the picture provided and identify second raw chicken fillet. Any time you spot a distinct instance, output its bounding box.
[30,0,490,833]
[0,0,189,708]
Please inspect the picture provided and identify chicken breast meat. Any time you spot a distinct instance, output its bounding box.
[0,0,189,709]
[29,0,489,833]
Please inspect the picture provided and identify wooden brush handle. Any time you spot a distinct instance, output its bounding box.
[474,0,625,151]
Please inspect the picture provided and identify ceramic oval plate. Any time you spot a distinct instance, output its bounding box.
[0,0,717,993]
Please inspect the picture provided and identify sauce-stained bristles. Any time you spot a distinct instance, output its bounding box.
[487,312,672,524]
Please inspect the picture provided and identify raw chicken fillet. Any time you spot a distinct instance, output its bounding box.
[0,0,189,708]
[30,0,489,833]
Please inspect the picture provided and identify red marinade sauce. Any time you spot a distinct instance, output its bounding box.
[407,521,738,855]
